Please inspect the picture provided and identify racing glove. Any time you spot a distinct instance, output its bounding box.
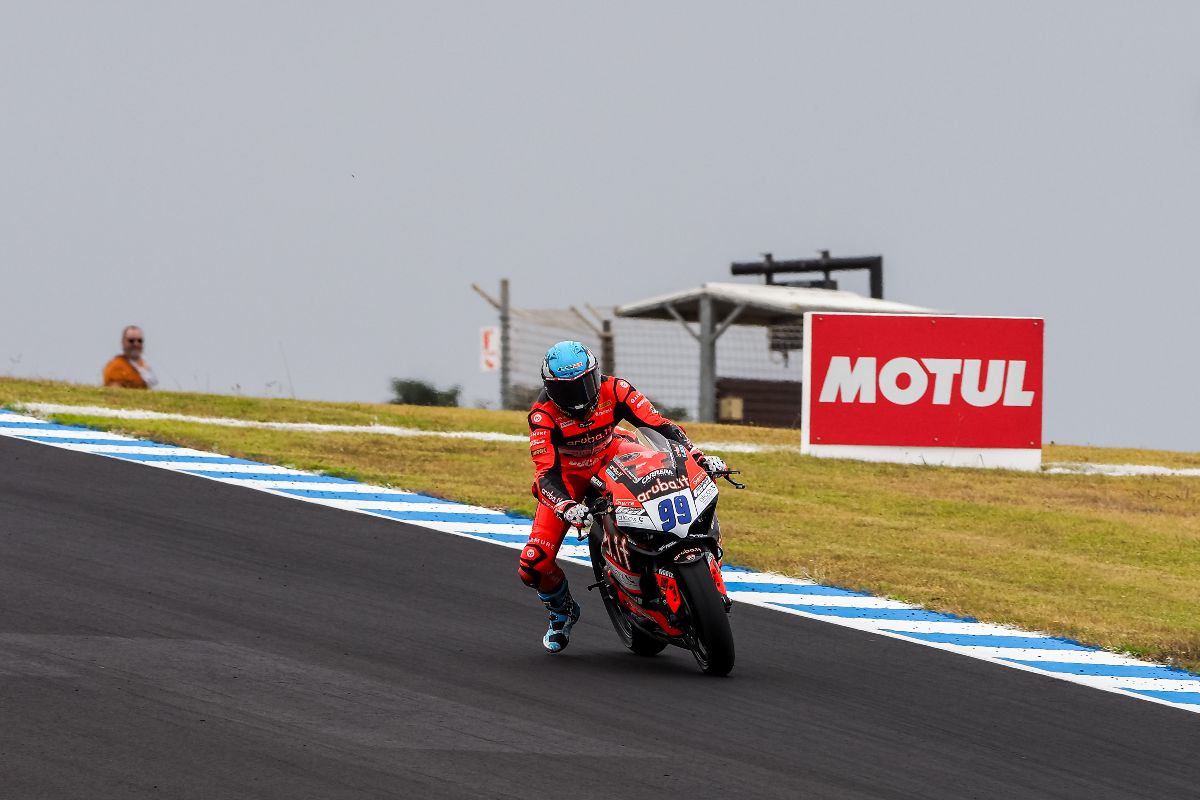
[696,453,728,477]
[554,501,594,531]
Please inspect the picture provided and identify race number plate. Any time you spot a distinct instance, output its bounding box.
[643,489,695,537]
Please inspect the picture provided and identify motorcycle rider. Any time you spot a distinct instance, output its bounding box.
[521,340,729,653]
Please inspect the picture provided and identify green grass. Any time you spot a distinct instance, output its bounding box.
[4,377,1200,672]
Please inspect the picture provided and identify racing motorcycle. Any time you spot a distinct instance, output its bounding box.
[583,427,745,676]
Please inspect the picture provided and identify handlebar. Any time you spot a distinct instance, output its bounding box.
[587,494,614,516]
[587,469,747,518]
[717,470,747,490]
[579,471,747,539]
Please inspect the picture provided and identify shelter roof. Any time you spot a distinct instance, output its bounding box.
[614,281,937,326]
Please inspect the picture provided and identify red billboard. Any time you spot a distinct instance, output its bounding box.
[802,314,1044,469]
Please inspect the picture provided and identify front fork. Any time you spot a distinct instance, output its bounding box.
[706,552,733,612]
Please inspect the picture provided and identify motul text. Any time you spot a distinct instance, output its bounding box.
[819,357,1035,407]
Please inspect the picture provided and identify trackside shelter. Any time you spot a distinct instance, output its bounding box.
[614,282,935,423]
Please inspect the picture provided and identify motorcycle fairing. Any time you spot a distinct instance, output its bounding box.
[615,584,685,637]
[693,475,718,513]
[656,570,683,614]
[614,505,657,530]
[606,558,642,595]
[599,428,717,537]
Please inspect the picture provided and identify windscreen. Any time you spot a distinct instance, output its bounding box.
[635,426,674,454]
[634,426,692,478]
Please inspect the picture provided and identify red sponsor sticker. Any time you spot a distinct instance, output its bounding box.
[806,314,1043,449]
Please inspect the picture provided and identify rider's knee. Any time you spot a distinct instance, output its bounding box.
[518,543,548,589]
[518,542,564,592]
[518,563,540,589]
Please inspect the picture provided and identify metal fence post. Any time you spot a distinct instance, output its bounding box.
[499,278,511,410]
[699,294,716,422]
[600,319,615,375]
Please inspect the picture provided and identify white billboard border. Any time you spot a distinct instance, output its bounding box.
[800,311,1043,472]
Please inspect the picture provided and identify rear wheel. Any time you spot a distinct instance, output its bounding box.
[588,521,667,657]
[676,558,735,676]
[628,621,669,656]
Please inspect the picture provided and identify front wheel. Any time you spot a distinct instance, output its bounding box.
[676,558,735,676]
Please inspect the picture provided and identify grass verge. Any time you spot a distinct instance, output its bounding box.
[4,377,1199,672]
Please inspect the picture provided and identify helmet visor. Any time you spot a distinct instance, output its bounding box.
[545,368,601,418]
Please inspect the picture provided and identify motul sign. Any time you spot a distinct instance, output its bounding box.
[802,313,1044,470]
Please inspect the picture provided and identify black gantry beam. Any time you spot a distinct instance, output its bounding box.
[731,251,884,298]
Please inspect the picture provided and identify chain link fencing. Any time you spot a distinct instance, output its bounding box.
[508,305,804,426]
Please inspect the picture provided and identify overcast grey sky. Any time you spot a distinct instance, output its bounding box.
[2,2,1197,450]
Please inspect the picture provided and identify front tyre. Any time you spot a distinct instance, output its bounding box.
[676,558,735,676]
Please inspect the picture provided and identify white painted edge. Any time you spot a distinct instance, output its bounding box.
[806,443,1043,471]
[12,402,788,454]
[5,405,1196,477]
[16,403,528,443]
[801,312,813,452]
[1044,462,1200,478]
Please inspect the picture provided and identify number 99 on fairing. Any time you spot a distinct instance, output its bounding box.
[657,494,693,532]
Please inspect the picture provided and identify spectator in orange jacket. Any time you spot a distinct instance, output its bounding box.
[103,325,159,389]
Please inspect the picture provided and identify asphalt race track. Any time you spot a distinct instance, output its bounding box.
[2,437,1197,799]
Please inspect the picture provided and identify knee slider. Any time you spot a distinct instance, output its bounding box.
[518,543,548,588]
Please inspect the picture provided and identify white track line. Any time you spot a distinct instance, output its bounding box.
[14,403,1198,474]
[13,402,793,455]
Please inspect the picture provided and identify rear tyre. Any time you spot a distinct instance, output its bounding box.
[588,521,667,657]
[628,623,669,657]
[676,558,735,676]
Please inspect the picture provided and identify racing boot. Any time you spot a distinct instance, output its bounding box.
[537,580,581,654]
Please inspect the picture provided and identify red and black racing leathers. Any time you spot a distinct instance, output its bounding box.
[518,376,696,593]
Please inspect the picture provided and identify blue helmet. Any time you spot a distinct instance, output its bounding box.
[541,341,601,418]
